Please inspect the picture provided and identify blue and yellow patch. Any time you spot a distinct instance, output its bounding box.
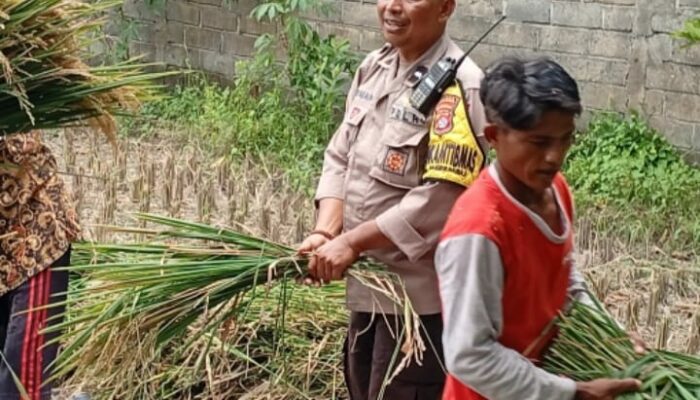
[423,83,485,187]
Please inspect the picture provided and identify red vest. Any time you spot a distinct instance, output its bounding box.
[440,171,574,400]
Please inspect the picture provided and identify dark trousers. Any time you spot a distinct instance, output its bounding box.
[0,249,70,400]
[344,312,446,400]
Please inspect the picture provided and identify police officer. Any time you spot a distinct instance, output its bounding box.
[297,0,487,398]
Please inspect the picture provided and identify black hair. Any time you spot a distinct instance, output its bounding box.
[479,57,582,130]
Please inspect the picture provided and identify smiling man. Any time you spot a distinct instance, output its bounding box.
[297,0,487,399]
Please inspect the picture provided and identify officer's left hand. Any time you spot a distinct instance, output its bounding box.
[311,236,359,283]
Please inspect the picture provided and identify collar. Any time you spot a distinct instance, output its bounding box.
[378,33,452,89]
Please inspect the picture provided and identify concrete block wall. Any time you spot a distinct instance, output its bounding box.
[115,0,700,158]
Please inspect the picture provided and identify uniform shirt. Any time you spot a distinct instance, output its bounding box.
[315,34,486,315]
[436,165,591,400]
[0,132,80,296]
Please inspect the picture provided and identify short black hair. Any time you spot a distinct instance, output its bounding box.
[479,57,582,130]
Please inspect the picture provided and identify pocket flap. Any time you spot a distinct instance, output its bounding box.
[345,105,369,127]
[384,121,428,147]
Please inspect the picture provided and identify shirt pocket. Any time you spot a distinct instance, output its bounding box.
[368,121,428,190]
[344,103,370,147]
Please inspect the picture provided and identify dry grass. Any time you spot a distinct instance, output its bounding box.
[43,128,699,399]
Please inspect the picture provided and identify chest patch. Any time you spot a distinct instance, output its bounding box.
[382,148,408,176]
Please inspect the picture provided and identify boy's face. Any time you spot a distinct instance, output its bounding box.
[486,110,576,193]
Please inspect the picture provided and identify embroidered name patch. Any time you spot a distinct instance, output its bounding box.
[383,149,408,175]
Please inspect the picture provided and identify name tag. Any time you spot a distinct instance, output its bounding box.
[390,103,427,126]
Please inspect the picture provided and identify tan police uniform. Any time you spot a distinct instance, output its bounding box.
[315,33,488,400]
[316,33,486,315]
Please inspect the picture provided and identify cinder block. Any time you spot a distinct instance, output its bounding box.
[484,21,541,49]
[222,32,259,56]
[163,43,191,68]
[648,34,673,64]
[199,49,237,77]
[189,0,221,6]
[448,15,494,42]
[135,22,159,43]
[166,1,200,25]
[299,1,342,22]
[128,41,157,61]
[679,0,700,7]
[647,63,700,94]
[506,0,551,24]
[539,26,591,55]
[123,0,162,22]
[468,43,538,69]
[554,53,630,85]
[588,30,632,59]
[341,2,378,27]
[166,22,187,44]
[185,27,222,51]
[239,18,277,35]
[552,2,603,28]
[643,89,665,116]
[360,29,385,52]
[316,22,362,50]
[664,92,700,122]
[587,0,636,5]
[671,39,700,65]
[451,0,504,19]
[650,116,696,149]
[580,82,628,111]
[651,10,696,34]
[602,5,635,32]
[201,6,239,31]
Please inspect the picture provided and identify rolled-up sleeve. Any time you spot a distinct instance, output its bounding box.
[376,181,464,262]
[315,63,366,203]
[315,125,353,202]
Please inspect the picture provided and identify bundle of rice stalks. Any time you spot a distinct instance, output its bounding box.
[49,214,422,399]
[0,0,173,138]
[543,301,700,400]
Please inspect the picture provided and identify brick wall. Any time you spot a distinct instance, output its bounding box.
[116,0,700,159]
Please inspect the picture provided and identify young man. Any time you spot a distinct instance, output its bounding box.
[297,0,488,398]
[436,58,642,400]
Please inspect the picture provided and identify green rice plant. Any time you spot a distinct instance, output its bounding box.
[47,214,422,399]
[544,301,700,399]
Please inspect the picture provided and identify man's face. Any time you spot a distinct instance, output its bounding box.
[377,0,452,52]
[487,110,576,193]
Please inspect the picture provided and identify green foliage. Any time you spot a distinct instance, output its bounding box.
[124,0,358,190]
[674,16,700,47]
[565,113,700,249]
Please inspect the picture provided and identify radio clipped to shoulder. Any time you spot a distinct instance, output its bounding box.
[409,15,507,116]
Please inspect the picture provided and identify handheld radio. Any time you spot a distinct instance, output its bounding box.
[409,15,507,116]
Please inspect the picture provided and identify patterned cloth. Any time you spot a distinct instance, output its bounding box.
[0,131,80,296]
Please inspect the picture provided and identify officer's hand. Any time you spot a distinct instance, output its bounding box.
[575,378,641,400]
[313,236,359,283]
[296,233,330,285]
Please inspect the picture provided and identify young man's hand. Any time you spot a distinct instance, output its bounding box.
[575,378,641,399]
[311,236,359,283]
[628,332,647,354]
